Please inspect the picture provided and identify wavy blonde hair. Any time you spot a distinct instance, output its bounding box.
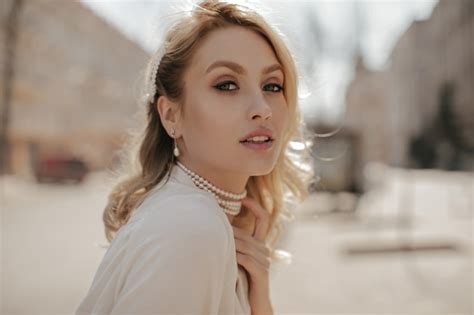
[103,0,315,262]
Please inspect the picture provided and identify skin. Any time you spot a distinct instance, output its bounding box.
[233,197,274,315]
[157,25,287,315]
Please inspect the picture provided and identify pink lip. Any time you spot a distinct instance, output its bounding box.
[239,127,274,142]
[240,139,274,151]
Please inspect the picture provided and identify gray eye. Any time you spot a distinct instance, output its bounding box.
[214,81,238,91]
[264,84,284,92]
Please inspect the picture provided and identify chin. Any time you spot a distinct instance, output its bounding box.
[248,162,276,177]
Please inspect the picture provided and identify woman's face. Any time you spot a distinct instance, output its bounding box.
[179,26,288,178]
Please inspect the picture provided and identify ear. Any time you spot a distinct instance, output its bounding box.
[156,95,181,136]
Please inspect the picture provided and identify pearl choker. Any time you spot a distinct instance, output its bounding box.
[176,161,247,216]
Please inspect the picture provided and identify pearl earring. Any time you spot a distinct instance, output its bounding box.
[171,129,180,157]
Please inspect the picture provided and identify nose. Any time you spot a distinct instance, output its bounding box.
[248,93,272,121]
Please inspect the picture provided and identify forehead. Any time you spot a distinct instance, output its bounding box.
[190,26,282,75]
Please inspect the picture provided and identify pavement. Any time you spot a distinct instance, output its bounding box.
[1,166,472,315]
[270,166,472,315]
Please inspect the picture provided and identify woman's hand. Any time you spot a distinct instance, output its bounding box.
[232,197,274,315]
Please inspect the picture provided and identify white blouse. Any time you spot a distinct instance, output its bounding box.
[75,164,251,315]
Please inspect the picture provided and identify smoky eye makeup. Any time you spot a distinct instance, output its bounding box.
[209,71,285,92]
[267,77,284,86]
[213,80,239,91]
[213,80,284,93]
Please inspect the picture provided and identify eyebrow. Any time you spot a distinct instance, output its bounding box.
[205,60,283,75]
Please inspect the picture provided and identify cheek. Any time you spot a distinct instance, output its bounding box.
[182,83,234,149]
[274,99,289,129]
[186,100,235,144]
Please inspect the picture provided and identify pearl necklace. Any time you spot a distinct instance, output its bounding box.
[176,161,247,215]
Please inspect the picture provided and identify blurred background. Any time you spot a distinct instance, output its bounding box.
[1,0,472,314]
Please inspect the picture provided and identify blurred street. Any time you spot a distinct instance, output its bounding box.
[271,165,473,314]
[1,0,472,314]
[2,166,472,314]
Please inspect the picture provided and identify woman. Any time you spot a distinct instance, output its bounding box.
[76,0,314,314]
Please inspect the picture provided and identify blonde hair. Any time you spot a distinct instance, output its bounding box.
[103,0,315,262]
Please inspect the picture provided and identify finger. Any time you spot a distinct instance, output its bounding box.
[234,238,271,268]
[233,227,271,255]
[234,228,271,256]
[241,197,270,242]
[232,226,253,239]
[236,252,270,279]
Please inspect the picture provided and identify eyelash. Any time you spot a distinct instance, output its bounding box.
[213,81,284,93]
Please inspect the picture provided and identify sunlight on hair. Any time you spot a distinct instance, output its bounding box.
[272,249,293,265]
[288,140,307,151]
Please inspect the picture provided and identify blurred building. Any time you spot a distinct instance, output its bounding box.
[346,0,473,172]
[0,0,150,177]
